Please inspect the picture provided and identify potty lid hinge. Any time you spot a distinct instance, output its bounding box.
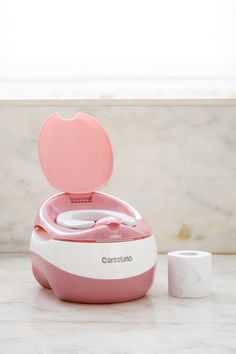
[69,193,93,203]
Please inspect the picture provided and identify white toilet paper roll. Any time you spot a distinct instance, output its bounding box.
[168,250,212,298]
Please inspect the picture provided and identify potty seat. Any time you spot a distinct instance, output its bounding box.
[30,112,157,303]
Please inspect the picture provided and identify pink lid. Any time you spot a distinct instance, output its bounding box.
[39,113,113,194]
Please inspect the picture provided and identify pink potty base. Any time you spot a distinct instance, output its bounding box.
[31,251,156,304]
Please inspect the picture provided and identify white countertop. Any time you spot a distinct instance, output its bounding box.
[0,254,235,354]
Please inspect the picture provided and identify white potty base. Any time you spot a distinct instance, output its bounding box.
[31,231,157,303]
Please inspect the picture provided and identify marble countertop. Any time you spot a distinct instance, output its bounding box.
[0,254,235,354]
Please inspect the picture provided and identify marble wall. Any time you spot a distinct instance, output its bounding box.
[0,102,236,253]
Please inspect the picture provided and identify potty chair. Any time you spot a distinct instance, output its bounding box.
[30,113,157,303]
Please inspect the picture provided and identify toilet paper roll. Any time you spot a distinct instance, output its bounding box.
[168,250,212,298]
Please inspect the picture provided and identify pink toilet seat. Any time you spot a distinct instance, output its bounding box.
[35,192,151,242]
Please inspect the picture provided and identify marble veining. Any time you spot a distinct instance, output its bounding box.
[0,104,236,252]
[0,254,235,353]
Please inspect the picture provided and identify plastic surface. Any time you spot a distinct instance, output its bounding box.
[31,230,157,279]
[39,113,113,194]
[56,209,137,229]
[31,251,156,303]
[31,112,157,304]
[35,192,152,242]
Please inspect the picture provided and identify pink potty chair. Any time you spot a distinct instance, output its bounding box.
[30,113,157,303]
